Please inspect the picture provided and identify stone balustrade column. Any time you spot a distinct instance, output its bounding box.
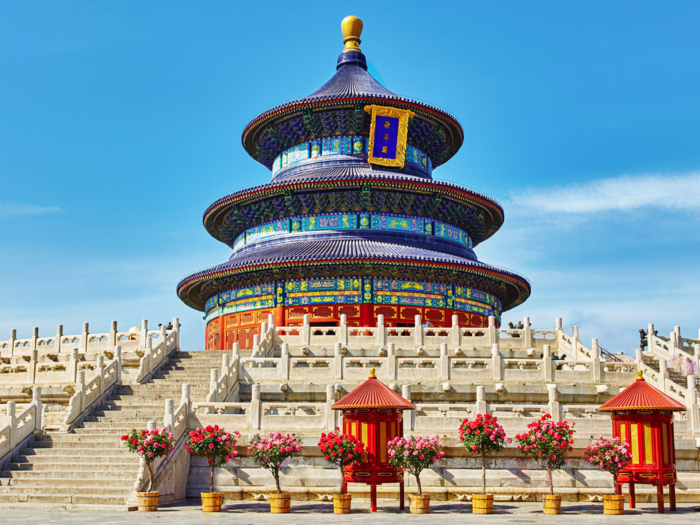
[30,348,38,383]
[172,318,181,349]
[147,420,156,432]
[669,332,678,359]
[334,342,343,380]
[387,343,396,381]
[140,320,148,349]
[451,315,460,348]
[159,324,167,351]
[280,343,290,380]
[56,324,63,353]
[475,385,487,415]
[685,376,699,435]
[109,321,117,348]
[339,314,348,345]
[658,359,668,393]
[440,343,449,381]
[543,345,553,382]
[491,344,502,381]
[250,384,261,430]
[69,347,79,383]
[592,338,602,382]
[163,398,174,430]
[97,355,105,393]
[32,387,42,431]
[635,347,643,366]
[647,323,655,351]
[9,329,16,357]
[78,370,86,412]
[231,342,240,363]
[301,314,310,346]
[260,322,268,353]
[325,384,336,431]
[401,384,413,434]
[414,315,423,347]
[488,316,498,346]
[547,384,560,419]
[209,369,219,403]
[523,316,532,347]
[376,315,386,348]
[115,345,122,382]
[268,314,275,329]
[571,326,580,360]
[5,401,16,448]
[30,327,39,352]
[251,334,261,357]
[81,323,89,353]
[555,317,563,331]
[694,343,700,371]
[181,383,191,409]
[147,337,154,370]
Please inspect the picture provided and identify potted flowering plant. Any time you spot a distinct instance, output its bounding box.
[186,425,241,512]
[583,436,632,514]
[459,414,511,514]
[387,435,445,514]
[121,427,174,511]
[515,414,575,515]
[249,432,302,513]
[318,428,365,514]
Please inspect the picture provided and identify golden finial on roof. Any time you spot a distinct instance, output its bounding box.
[637,369,644,380]
[341,16,363,51]
[369,367,376,378]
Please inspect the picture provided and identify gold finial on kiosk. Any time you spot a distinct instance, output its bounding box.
[637,369,644,380]
[341,16,363,51]
[369,367,376,378]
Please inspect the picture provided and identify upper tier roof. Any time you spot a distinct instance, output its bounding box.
[241,20,464,172]
[598,371,686,412]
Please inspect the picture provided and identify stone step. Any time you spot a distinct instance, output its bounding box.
[83,416,158,424]
[91,409,162,417]
[0,478,134,488]
[10,455,136,465]
[0,485,132,496]
[98,403,164,411]
[26,441,129,450]
[37,434,134,443]
[0,494,128,506]
[0,469,137,480]
[77,423,163,431]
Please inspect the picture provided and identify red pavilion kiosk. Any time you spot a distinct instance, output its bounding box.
[598,370,686,513]
[332,369,414,512]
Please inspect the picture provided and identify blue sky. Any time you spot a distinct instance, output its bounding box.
[1,1,698,353]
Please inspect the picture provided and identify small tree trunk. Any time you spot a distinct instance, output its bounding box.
[547,467,553,496]
[274,467,282,494]
[415,474,422,496]
[481,449,487,495]
[210,463,215,494]
[145,462,154,492]
[340,465,345,494]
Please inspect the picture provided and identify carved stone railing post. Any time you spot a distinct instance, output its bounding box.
[9,329,16,357]
[172,318,181,349]
[376,315,386,348]
[487,316,498,346]
[451,315,460,347]
[97,355,105,394]
[140,319,148,349]
[31,327,39,352]
[81,323,89,353]
[56,324,63,353]
[571,326,580,360]
[32,386,42,431]
[669,332,678,359]
[523,316,532,347]
[491,344,502,381]
[686,376,699,435]
[542,345,553,382]
[5,401,16,448]
[401,384,413,434]
[387,343,396,380]
[251,334,261,357]
[302,314,311,346]
[159,324,167,349]
[334,342,343,380]
[163,398,174,430]
[556,318,563,331]
[694,343,700,371]
[635,347,643,366]
[658,359,668,393]
[78,370,86,412]
[147,337,154,369]
[339,314,348,346]
[414,315,423,347]
[326,384,336,431]
[440,343,449,381]
[260,322,268,354]
[647,323,655,351]
[476,385,487,415]
[547,384,560,419]
[209,369,219,403]
[30,348,38,383]
[115,345,122,382]
[109,321,117,348]
[181,383,191,411]
[592,338,602,382]
[281,343,290,380]
[69,347,79,383]
[251,384,261,430]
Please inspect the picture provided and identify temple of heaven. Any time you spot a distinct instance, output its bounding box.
[177,16,531,350]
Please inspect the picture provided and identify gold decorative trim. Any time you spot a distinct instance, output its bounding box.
[364,105,415,168]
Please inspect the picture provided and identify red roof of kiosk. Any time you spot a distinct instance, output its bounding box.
[332,369,415,410]
[599,371,686,412]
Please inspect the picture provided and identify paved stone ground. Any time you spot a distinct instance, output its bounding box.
[0,502,699,524]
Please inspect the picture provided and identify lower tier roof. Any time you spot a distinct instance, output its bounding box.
[177,238,530,312]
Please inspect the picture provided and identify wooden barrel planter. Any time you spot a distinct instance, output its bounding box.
[603,495,625,515]
[472,493,494,514]
[333,493,352,514]
[137,491,159,512]
[270,493,291,513]
[409,494,430,514]
[201,492,223,512]
[543,494,562,515]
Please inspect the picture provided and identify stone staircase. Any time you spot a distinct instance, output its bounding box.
[0,350,222,509]
[642,353,695,389]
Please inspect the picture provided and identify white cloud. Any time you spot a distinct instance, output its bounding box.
[507,172,700,215]
[0,202,62,216]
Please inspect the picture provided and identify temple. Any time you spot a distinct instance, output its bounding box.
[177,16,530,350]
